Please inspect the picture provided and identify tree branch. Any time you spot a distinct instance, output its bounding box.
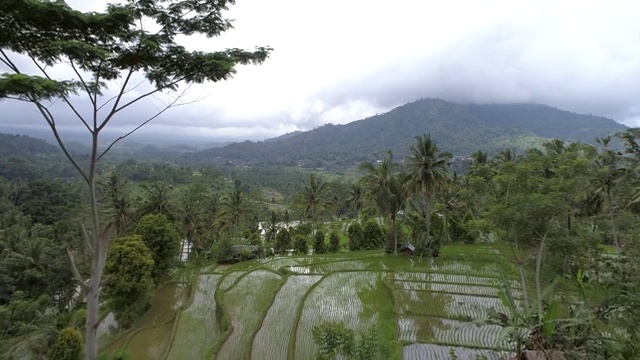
[66,248,88,293]
[32,100,90,184]
[99,68,134,130]
[96,79,146,112]
[97,88,195,160]
[69,59,96,106]
[98,78,184,132]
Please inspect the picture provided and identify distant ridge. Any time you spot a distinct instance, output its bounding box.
[185,98,626,168]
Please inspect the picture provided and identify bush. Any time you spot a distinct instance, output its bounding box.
[314,230,326,254]
[275,227,292,254]
[48,327,83,360]
[329,231,340,253]
[134,214,181,285]
[211,236,234,263]
[104,236,155,328]
[294,234,308,254]
[347,222,364,251]
[363,220,383,249]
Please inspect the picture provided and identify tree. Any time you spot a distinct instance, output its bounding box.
[359,150,405,253]
[48,327,83,360]
[314,230,326,254]
[296,174,330,233]
[264,210,281,246]
[138,180,175,221]
[103,235,154,328]
[362,220,383,250]
[134,214,181,285]
[219,188,249,237]
[347,222,364,251]
[328,231,340,253]
[404,134,451,254]
[274,227,292,254]
[0,1,270,357]
[293,234,308,254]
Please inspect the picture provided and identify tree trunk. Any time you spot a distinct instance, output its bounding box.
[85,132,105,360]
[513,239,530,309]
[535,232,547,317]
[606,190,621,253]
[392,215,397,254]
[424,188,432,253]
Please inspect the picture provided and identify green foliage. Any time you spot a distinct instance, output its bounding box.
[103,235,154,328]
[210,236,234,263]
[48,327,83,360]
[362,220,383,250]
[312,322,355,360]
[274,227,292,254]
[314,230,326,254]
[294,234,309,254]
[311,322,387,360]
[347,222,364,251]
[328,231,340,253]
[295,222,313,237]
[134,213,181,285]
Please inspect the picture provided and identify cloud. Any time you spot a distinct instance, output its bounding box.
[3,0,640,140]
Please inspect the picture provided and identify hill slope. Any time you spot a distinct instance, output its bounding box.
[186,98,626,167]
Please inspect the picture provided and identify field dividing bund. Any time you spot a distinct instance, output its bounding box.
[216,270,283,360]
[251,275,323,360]
[166,274,220,359]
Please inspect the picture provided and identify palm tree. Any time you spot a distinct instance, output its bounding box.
[264,210,280,245]
[359,150,405,253]
[405,134,452,253]
[296,174,330,234]
[219,188,248,237]
[346,183,365,220]
[138,180,175,220]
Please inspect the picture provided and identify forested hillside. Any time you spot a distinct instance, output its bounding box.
[185,98,627,168]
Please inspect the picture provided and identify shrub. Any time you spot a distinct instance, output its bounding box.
[48,327,83,360]
[134,213,181,285]
[103,235,154,328]
[328,231,340,253]
[275,227,292,254]
[294,234,308,254]
[314,230,326,254]
[347,222,364,251]
[363,220,383,249]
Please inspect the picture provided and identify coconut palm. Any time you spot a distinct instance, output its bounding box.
[219,188,249,236]
[405,134,452,253]
[296,174,330,233]
[359,150,405,253]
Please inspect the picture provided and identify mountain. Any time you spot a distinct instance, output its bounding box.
[184,98,627,168]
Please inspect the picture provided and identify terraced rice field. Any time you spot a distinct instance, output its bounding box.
[101,244,518,359]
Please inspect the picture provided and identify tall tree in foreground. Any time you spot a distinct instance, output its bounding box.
[0,1,270,357]
[404,134,451,253]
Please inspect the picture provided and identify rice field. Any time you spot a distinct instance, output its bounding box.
[166,274,221,359]
[251,275,323,360]
[294,271,382,359]
[101,244,521,360]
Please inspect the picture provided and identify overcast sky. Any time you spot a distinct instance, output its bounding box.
[2,0,640,141]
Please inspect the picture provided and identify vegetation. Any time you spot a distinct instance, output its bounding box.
[103,235,154,328]
[0,0,270,357]
[0,80,639,360]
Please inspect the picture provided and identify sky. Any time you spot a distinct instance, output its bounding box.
[2,0,640,142]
